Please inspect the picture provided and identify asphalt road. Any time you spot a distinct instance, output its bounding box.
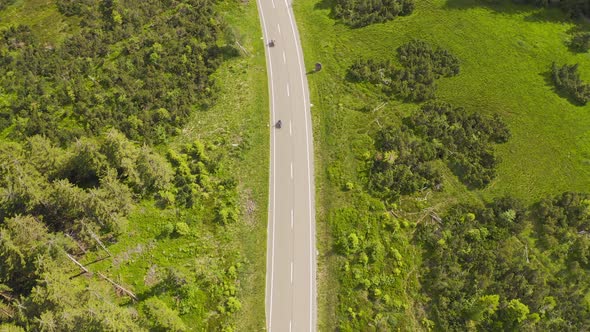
[255,0,317,330]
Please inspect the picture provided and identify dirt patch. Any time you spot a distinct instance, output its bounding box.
[144,265,160,287]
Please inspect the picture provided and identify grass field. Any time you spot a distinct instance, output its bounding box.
[293,0,590,328]
[0,0,78,44]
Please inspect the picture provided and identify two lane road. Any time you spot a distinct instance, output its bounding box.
[256,0,317,330]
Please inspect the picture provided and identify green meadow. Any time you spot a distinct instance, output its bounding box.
[0,0,79,44]
[294,0,590,327]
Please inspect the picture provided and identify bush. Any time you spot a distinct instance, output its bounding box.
[397,39,460,77]
[551,62,590,105]
[161,223,175,236]
[329,204,414,329]
[345,182,355,191]
[369,147,443,201]
[570,32,590,52]
[174,222,190,236]
[334,0,414,27]
[225,297,242,313]
[407,102,509,188]
[348,40,460,101]
[141,297,187,332]
[369,102,509,200]
[157,190,176,208]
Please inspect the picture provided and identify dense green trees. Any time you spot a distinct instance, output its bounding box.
[515,0,590,18]
[349,40,460,101]
[334,0,414,27]
[0,215,143,331]
[570,32,590,52]
[369,102,510,201]
[559,0,590,18]
[534,192,590,259]
[331,3,590,331]
[0,130,241,330]
[408,102,510,187]
[0,0,247,330]
[369,125,443,201]
[0,0,230,145]
[418,193,590,331]
[0,132,168,239]
[551,62,590,105]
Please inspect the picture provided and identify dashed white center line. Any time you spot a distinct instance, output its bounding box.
[289,320,292,332]
[290,162,293,179]
[286,84,290,97]
[277,23,281,34]
[289,120,292,136]
[283,51,286,64]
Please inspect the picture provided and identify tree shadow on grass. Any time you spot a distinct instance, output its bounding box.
[445,0,572,24]
[314,0,333,11]
[539,70,587,106]
[312,0,350,27]
[218,45,241,60]
[522,9,571,23]
[446,160,485,191]
[445,0,536,13]
[137,268,188,301]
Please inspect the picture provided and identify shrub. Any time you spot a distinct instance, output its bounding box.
[551,62,590,105]
[570,32,590,52]
[225,297,242,313]
[407,102,508,188]
[348,40,460,101]
[397,39,460,77]
[369,102,509,200]
[141,297,187,332]
[174,222,190,236]
[161,223,175,236]
[157,190,176,207]
[334,0,414,27]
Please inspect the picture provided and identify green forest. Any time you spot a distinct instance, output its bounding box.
[0,0,268,330]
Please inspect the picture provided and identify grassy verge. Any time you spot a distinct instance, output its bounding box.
[183,1,270,329]
[293,0,590,328]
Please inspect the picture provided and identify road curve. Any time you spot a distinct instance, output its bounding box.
[255,0,317,330]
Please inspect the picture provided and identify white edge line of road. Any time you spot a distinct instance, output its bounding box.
[256,2,276,331]
[285,5,315,331]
